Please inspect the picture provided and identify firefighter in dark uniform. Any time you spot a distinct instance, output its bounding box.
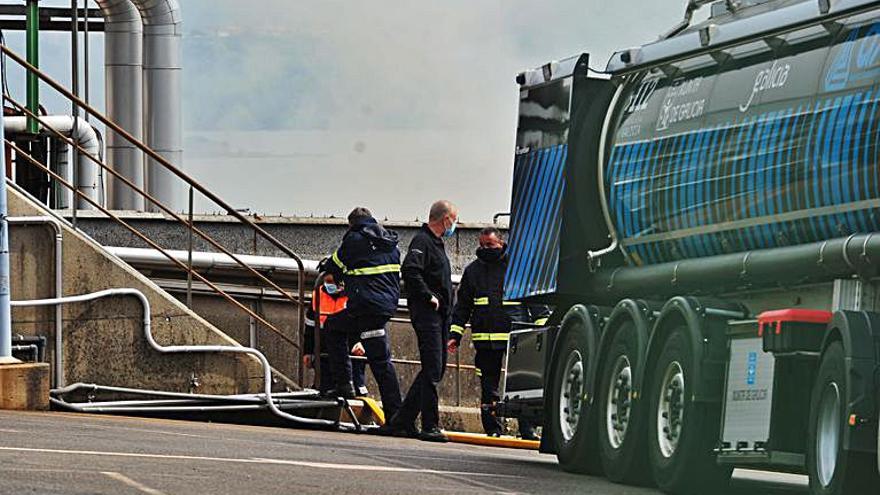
[383,200,458,442]
[447,226,545,439]
[324,207,403,419]
[303,272,368,396]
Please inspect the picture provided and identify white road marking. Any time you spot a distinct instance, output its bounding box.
[102,472,167,495]
[0,446,522,479]
[0,428,22,433]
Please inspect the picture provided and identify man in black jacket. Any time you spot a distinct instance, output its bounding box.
[324,207,403,419]
[447,227,546,439]
[384,200,458,442]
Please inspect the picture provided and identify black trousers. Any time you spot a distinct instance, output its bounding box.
[475,348,505,435]
[317,350,367,395]
[475,347,537,437]
[395,305,448,430]
[325,310,403,418]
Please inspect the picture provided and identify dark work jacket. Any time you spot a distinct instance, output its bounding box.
[451,247,550,351]
[327,217,401,318]
[402,224,453,318]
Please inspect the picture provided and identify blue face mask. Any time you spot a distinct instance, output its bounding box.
[324,282,339,295]
[443,219,457,238]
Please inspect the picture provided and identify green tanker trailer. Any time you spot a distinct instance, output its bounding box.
[499,1,880,494]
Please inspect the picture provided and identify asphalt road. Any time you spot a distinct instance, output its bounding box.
[0,411,809,495]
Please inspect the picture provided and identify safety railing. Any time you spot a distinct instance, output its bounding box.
[0,43,309,386]
[309,269,470,406]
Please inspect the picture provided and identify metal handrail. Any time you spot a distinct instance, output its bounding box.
[0,42,307,381]
[7,139,300,350]
[5,95,304,339]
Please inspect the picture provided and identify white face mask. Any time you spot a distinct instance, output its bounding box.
[324,282,339,295]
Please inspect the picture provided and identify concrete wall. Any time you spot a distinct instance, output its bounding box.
[7,188,275,395]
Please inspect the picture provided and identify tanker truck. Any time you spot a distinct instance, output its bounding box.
[498,1,880,494]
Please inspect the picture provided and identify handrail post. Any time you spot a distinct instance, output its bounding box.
[455,345,461,407]
[312,273,321,392]
[186,185,193,308]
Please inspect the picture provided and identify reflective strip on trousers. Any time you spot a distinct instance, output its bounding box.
[360,328,387,340]
[450,324,464,335]
[471,333,509,341]
[474,298,520,306]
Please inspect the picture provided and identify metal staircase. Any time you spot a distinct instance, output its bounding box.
[0,43,310,389]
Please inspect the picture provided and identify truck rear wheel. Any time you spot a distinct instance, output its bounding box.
[807,341,879,495]
[549,312,599,474]
[647,326,731,494]
[597,322,650,485]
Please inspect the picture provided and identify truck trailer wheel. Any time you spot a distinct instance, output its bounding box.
[647,326,731,494]
[597,322,650,485]
[807,341,879,495]
[549,315,599,474]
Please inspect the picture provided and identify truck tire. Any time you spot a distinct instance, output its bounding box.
[647,326,731,494]
[807,341,880,495]
[549,314,599,474]
[596,321,651,485]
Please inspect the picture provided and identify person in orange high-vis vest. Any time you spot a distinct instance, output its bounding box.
[303,274,368,396]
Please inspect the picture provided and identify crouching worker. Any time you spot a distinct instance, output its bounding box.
[447,226,540,440]
[324,207,403,420]
[303,272,369,396]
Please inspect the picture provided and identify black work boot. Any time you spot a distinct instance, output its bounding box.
[418,427,448,443]
[337,382,357,400]
[375,413,419,438]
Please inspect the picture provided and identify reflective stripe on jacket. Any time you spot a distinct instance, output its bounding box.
[450,251,530,351]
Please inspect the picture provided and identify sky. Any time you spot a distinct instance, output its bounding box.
[4,0,686,222]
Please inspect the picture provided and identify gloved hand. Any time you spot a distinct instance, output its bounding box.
[303,354,315,369]
[447,338,458,353]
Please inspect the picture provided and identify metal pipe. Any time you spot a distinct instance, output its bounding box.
[12,288,341,427]
[53,399,340,414]
[588,82,626,267]
[129,0,182,212]
[25,0,39,135]
[95,0,144,210]
[583,232,880,304]
[52,382,319,403]
[6,116,101,207]
[8,216,63,386]
[0,110,12,360]
[70,0,79,229]
[105,246,320,278]
[49,137,71,208]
